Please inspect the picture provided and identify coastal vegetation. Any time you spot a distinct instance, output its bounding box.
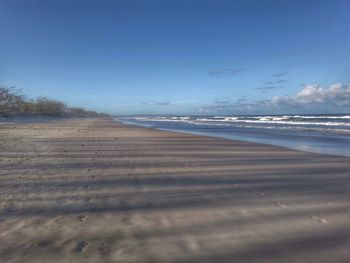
[0,86,108,118]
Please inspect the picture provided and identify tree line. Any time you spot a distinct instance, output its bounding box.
[0,86,108,118]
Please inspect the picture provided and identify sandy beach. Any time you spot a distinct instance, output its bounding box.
[0,118,349,263]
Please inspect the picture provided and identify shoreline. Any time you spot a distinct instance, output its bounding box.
[1,118,350,263]
[117,118,350,159]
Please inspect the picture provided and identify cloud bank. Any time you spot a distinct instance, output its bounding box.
[265,80,287,84]
[255,86,281,91]
[143,100,197,106]
[199,83,350,114]
[208,68,242,76]
[271,83,350,108]
[271,72,289,77]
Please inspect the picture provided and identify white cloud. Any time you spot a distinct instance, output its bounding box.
[272,83,350,108]
[199,83,350,114]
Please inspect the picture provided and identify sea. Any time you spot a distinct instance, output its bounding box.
[119,114,350,157]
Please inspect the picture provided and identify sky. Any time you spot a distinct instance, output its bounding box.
[1,0,350,115]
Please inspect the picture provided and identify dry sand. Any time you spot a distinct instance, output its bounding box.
[0,118,349,263]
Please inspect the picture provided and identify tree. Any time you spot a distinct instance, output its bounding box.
[34,96,67,116]
[0,86,109,117]
[0,86,24,112]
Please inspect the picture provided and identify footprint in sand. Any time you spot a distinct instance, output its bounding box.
[254,190,265,196]
[275,201,286,208]
[184,237,200,252]
[76,241,89,252]
[77,215,87,222]
[310,216,328,223]
[99,243,109,254]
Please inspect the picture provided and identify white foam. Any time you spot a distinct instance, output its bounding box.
[131,115,350,128]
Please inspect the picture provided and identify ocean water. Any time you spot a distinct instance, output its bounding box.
[119,114,350,157]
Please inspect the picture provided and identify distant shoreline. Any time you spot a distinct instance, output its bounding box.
[119,115,350,158]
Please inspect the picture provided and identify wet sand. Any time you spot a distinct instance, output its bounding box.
[0,118,349,263]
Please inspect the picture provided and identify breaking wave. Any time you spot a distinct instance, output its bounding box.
[133,115,350,129]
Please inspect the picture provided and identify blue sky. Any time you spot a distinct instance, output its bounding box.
[1,0,350,115]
